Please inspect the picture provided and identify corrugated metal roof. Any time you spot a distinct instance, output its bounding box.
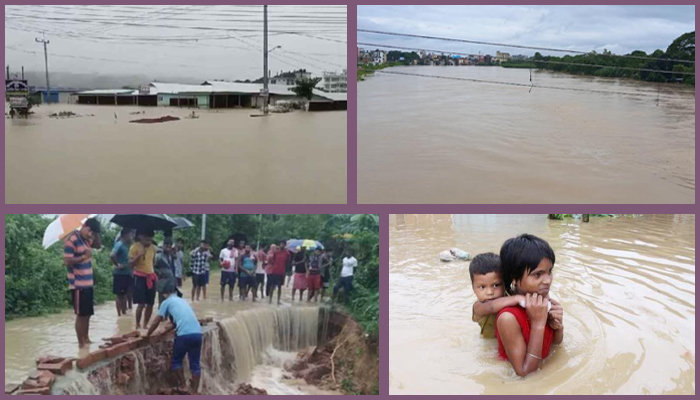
[75,89,136,95]
[148,83,211,95]
[312,90,347,102]
[202,81,295,96]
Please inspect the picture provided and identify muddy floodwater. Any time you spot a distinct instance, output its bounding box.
[4,270,339,395]
[358,67,695,204]
[389,214,695,395]
[5,104,347,204]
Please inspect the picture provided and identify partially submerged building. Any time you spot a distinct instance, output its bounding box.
[72,81,346,111]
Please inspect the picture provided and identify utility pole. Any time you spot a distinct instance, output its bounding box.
[263,5,269,115]
[201,214,207,241]
[35,32,50,104]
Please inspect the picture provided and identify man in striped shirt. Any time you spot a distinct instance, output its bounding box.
[63,218,102,348]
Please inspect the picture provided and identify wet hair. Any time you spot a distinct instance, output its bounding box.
[119,228,132,238]
[200,239,210,245]
[500,234,555,295]
[469,253,502,283]
[163,237,173,246]
[84,218,101,234]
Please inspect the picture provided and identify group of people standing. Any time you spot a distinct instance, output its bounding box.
[64,219,359,349]
[214,239,340,305]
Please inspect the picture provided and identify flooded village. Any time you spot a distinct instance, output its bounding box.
[5,5,348,204]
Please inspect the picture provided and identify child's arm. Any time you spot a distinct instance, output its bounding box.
[473,295,526,320]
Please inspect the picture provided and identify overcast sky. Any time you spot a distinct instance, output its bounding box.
[357,5,695,57]
[5,5,346,82]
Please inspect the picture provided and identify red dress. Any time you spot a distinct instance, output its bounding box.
[495,306,555,361]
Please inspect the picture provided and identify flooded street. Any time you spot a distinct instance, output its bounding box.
[389,214,695,395]
[5,104,347,204]
[5,270,337,395]
[358,67,695,204]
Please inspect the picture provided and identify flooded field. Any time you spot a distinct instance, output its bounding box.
[5,104,347,204]
[389,214,695,394]
[358,67,695,204]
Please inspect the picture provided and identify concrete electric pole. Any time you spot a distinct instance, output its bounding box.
[263,5,269,115]
[35,32,51,104]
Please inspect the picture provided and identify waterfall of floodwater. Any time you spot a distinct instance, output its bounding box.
[61,306,323,395]
[58,371,99,395]
[218,306,319,383]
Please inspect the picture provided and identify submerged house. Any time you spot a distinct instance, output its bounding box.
[72,81,347,111]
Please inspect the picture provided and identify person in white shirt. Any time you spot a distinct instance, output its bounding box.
[333,249,358,304]
[219,239,238,301]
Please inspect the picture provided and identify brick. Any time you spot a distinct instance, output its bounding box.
[6,383,21,394]
[76,349,107,370]
[103,336,128,345]
[22,370,55,390]
[17,387,52,395]
[34,356,65,366]
[127,337,147,350]
[106,342,131,359]
[37,359,73,376]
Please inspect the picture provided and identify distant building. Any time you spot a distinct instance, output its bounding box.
[496,51,511,62]
[510,54,528,61]
[372,50,387,65]
[322,70,347,93]
[270,69,312,86]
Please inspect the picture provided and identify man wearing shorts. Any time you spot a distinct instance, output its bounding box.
[190,240,212,302]
[63,217,101,348]
[219,239,237,301]
[110,229,133,316]
[267,240,290,305]
[147,284,202,394]
[129,229,157,330]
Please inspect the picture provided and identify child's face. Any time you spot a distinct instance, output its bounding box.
[472,272,505,302]
[515,258,553,297]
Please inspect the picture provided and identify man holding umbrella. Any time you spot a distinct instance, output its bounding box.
[63,217,102,348]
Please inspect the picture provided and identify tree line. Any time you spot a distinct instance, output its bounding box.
[503,31,695,86]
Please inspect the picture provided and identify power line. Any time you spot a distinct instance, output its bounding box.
[376,70,693,100]
[358,42,695,76]
[357,29,696,65]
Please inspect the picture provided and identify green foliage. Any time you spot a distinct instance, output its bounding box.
[515,31,694,86]
[5,215,117,319]
[290,77,323,100]
[386,51,420,65]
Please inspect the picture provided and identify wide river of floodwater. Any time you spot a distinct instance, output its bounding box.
[359,67,695,204]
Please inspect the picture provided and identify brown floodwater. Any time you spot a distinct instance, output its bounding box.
[4,270,338,395]
[389,214,695,395]
[5,104,347,204]
[358,67,695,204]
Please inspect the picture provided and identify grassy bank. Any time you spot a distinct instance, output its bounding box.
[357,62,402,81]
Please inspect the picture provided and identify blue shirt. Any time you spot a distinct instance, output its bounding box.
[158,296,202,337]
[240,254,255,277]
[111,240,132,276]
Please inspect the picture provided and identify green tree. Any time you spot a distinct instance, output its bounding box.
[291,77,323,100]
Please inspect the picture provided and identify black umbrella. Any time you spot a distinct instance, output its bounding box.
[172,217,195,230]
[110,214,178,232]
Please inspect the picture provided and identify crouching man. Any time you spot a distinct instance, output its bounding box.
[146,284,203,394]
